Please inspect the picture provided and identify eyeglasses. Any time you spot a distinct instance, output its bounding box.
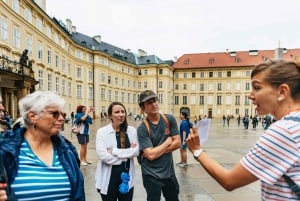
[42,110,65,119]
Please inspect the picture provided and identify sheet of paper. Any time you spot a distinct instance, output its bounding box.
[196,118,211,145]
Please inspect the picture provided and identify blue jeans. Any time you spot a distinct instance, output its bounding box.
[142,174,179,201]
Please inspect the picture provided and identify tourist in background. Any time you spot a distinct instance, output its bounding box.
[74,105,93,166]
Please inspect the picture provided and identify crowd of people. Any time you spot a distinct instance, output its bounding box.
[0,59,300,200]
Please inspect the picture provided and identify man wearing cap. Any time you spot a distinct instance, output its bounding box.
[137,90,181,201]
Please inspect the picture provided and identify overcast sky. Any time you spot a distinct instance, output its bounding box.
[46,0,300,60]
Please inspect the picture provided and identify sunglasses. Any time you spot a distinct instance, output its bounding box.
[42,110,65,119]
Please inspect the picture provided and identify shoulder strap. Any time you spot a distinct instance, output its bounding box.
[143,114,170,137]
[283,174,300,199]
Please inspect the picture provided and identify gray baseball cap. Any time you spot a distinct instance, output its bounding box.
[138,90,157,106]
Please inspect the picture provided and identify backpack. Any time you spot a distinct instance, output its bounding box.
[138,114,170,164]
[143,113,170,136]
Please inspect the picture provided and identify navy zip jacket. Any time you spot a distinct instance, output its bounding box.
[0,126,86,201]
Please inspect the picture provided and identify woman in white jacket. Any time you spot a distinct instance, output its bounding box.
[95,102,139,201]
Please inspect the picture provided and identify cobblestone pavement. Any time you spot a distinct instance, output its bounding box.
[63,117,262,201]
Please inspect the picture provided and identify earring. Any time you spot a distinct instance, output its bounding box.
[277,96,283,101]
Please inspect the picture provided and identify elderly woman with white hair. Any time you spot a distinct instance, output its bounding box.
[0,91,85,201]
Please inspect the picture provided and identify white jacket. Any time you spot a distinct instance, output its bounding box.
[95,123,139,195]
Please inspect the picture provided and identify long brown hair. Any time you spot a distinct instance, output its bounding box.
[108,102,128,148]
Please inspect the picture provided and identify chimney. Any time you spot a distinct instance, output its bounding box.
[274,48,284,60]
[71,26,77,34]
[138,49,147,57]
[66,19,72,33]
[173,56,178,62]
[93,35,101,43]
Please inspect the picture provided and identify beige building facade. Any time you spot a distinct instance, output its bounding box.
[1,0,299,120]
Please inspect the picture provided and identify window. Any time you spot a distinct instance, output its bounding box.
[199,96,204,105]
[107,90,111,101]
[24,7,32,23]
[192,72,196,78]
[174,73,179,78]
[38,70,43,90]
[55,76,59,93]
[227,71,231,77]
[209,72,213,77]
[159,69,163,74]
[62,57,66,72]
[47,74,52,91]
[36,17,42,31]
[127,93,131,103]
[88,86,94,99]
[115,77,118,85]
[88,70,93,81]
[0,17,8,41]
[245,96,250,105]
[62,79,66,95]
[13,27,20,48]
[217,96,222,105]
[101,88,105,101]
[46,26,51,38]
[68,81,71,97]
[217,83,222,91]
[55,54,59,67]
[101,72,105,82]
[174,96,179,105]
[115,91,118,101]
[47,49,52,64]
[183,84,187,90]
[183,73,187,78]
[144,81,147,89]
[183,96,187,105]
[200,83,204,91]
[76,84,82,98]
[217,72,222,77]
[158,93,163,104]
[12,0,20,13]
[26,35,33,54]
[138,81,141,89]
[108,76,111,84]
[122,92,125,102]
[245,82,250,90]
[200,72,204,78]
[54,32,58,44]
[175,84,178,90]
[158,80,163,88]
[235,95,240,105]
[144,69,148,75]
[37,41,43,59]
[246,71,251,76]
[76,67,82,78]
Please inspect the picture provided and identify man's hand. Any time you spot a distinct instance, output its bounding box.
[186,127,201,153]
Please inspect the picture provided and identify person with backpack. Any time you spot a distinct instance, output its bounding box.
[137,90,181,201]
[186,60,300,200]
[176,111,191,168]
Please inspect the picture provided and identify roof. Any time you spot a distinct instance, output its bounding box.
[172,48,300,69]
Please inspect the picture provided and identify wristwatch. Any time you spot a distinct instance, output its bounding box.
[193,149,203,160]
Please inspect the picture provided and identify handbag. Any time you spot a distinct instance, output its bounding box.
[71,123,81,134]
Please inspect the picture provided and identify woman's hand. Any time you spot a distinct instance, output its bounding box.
[186,127,201,153]
[130,143,137,148]
[0,187,7,201]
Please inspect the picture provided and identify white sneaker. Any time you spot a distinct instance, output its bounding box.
[80,162,88,166]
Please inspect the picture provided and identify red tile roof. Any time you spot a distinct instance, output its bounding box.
[172,48,300,69]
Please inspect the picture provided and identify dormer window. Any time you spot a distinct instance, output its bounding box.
[183,59,189,64]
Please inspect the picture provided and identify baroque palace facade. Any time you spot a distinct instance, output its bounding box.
[1,0,300,120]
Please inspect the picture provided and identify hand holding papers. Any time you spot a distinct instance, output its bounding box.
[196,118,211,145]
